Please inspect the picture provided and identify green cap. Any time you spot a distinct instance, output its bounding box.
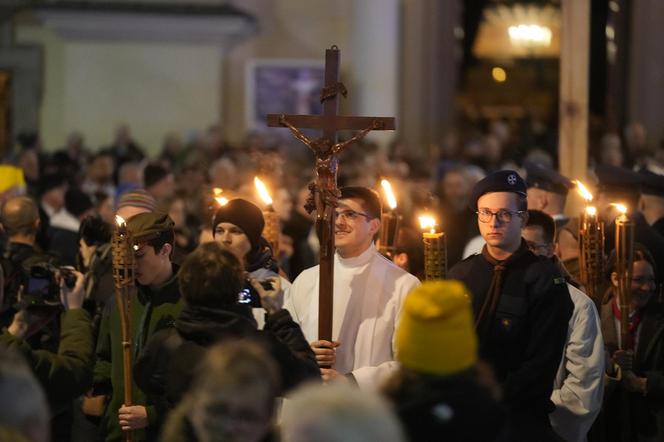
[126,212,174,244]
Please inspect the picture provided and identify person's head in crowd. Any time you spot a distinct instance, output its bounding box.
[175,341,280,442]
[64,188,94,221]
[143,162,175,204]
[281,382,405,442]
[16,149,39,183]
[213,198,265,263]
[522,209,556,258]
[117,162,142,188]
[595,165,642,224]
[38,173,68,212]
[86,152,115,185]
[161,131,183,159]
[0,165,26,208]
[16,131,41,152]
[639,170,664,225]
[114,123,132,146]
[65,131,85,155]
[209,157,239,190]
[93,191,115,225]
[606,243,658,309]
[335,186,381,258]
[483,134,503,167]
[178,242,244,309]
[167,193,188,230]
[0,348,49,442]
[126,212,175,287]
[624,121,649,156]
[439,165,474,212]
[393,227,425,279]
[522,147,554,170]
[471,170,528,260]
[0,196,40,243]
[525,162,572,217]
[598,133,624,167]
[78,215,112,269]
[115,189,156,221]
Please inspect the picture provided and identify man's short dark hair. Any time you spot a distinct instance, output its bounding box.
[525,210,556,244]
[79,215,112,246]
[179,242,244,308]
[146,229,175,255]
[0,196,39,237]
[340,187,382,219]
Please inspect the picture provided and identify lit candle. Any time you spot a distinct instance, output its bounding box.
[213,187,229,207]
[612,203,635,350]
[419,215,447,280]
[254,176,280,258]
[379,179,401,258]
[574,180,605,306]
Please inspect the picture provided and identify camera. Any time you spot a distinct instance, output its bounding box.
[17,262,76,310]
[237,279,273,308]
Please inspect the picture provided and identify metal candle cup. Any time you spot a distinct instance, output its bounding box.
[262,205,280,258]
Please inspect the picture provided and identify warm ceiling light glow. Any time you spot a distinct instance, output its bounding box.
[611,203,627,214]
[492,67,507,83]
[508,24,552,47]
[586,206,597,216]
[115,215,126,226]
[418,215,437,233]
[215,196,229,206]
[254,176,273,206]
[574,180,593,202]
[380,179,398,210]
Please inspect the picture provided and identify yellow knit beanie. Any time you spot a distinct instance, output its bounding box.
[396,280,478,375]
[0,165,25,194]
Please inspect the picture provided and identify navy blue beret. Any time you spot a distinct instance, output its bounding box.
[640,170,664,197]
[471,170,527,208]
[595,165,642,196]
[525,162,572,196]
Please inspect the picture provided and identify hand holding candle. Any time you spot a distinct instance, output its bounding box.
[419,215,447,280]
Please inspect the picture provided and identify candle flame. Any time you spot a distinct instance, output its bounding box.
[380,179,398,210]
[115,215,126,226]
[611,203,628,214]
[418,215,437,233]
[254,177,273,205]
[586,206,597,216]
[574,180,593,202]
[213,188,229,206]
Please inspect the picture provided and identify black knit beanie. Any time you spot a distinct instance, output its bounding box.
[212,199,265,252]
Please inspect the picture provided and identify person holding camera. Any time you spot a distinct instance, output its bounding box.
[0,196,43,327]
[212,198,291,327]
[134,242,319,437]
[0,263,94,441]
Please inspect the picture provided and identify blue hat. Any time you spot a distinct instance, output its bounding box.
[525,162,572,196]
[470,170,527,208]
[595,165,642,196]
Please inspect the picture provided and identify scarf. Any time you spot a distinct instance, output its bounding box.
[476,241,529,336]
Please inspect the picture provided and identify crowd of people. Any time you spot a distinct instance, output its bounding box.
[0,118,663,442]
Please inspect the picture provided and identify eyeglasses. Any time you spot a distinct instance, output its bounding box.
[632,277,656,287]
[476,208,525,224]
[335,209,372,222]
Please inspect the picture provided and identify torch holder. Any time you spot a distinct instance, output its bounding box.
[379,211,401,259]
[615,216,635,350]
[423,232,447,281]
[578,212,605,306]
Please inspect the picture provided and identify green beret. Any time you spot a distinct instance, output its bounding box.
[126,212,174,244]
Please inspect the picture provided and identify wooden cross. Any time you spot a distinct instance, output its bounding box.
[267,45,395,341]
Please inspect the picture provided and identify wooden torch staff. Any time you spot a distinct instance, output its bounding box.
[112,216,136,442]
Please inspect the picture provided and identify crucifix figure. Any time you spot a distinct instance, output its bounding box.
[267,45,394,341]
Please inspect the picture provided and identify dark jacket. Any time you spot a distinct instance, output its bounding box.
[134,304,319,432]
[0,308,94,440]
[448,241,573,437]
[93,266,183,442]
[594,290,664,442]
[0,242,40,326]
[385,370,505,442]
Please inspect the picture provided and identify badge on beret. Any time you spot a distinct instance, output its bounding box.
[507,174,517,185]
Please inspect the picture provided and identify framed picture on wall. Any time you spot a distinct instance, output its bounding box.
[245,59,325,131]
